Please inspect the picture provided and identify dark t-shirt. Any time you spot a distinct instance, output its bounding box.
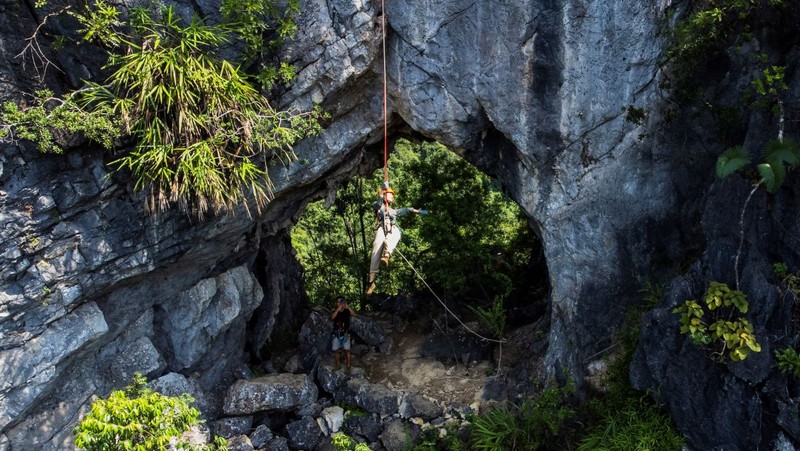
[333,309,351,335]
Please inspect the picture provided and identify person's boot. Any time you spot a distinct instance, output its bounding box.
[380,252,390,267]
[366,281,376,295]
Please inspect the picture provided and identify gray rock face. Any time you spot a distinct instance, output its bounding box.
[158,266,263,371]
[630,176,800,450]
[1,0,796,449]
[0,302,107,430]
[223,374,318,415]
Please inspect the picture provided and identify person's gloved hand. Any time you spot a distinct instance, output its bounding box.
[418,209,429,215]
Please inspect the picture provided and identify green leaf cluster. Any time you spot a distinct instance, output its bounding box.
[469,296,507,339]
[1,1,324,218]
[775,347,800,378]
[665,0,786,95]
[0,90,120,153]
[672,281,761,362]
[470,380,576,450]
[716,138,799,192]
[220,0,301,89]
[748,65,789,114]
[578,394,684,451]
[73,373,210,451]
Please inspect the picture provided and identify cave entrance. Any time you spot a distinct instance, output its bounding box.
[290,138,549,329]
[247,137,551,403]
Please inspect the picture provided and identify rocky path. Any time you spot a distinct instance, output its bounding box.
[358,320,495,410]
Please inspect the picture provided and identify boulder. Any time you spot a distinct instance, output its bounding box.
[321,406,345,434]
[249,424,274,449]
[223,374,318,415]
[399,393,441,421]
[379,418,420,451]
[109,336,166,383]
[420,325,494,365]
[264,436,290,451]
[284,416,321,450]
[338,379,400,416]
[212,416,254,439]
[349,316,391,353]
[226,435,255,451]
[317,363,363,394]
[298,311,332,371]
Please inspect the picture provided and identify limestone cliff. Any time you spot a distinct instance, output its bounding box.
[1,0,799,449]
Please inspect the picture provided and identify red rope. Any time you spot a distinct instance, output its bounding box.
[381,0,388,183]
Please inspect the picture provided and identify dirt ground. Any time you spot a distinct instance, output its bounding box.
[356,318,497,410]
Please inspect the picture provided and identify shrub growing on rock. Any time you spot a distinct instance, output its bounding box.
[73,373,220,450]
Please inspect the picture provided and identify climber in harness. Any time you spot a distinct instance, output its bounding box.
[366,181,428,295]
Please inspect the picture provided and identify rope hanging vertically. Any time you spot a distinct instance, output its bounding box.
[381,0,389,183]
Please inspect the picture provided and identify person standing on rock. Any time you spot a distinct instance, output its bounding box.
[366,182,427,295]
[331,296,356,370]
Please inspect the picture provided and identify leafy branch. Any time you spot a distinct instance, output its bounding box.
[1,1,326,218]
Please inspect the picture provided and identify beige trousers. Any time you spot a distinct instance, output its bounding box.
[369,224,401,279]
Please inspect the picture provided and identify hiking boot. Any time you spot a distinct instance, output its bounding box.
[366,282,376,295]
[380,253,390,266]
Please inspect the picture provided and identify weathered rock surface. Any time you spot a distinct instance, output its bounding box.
[631,176,800,450]
[223,374,318,415]
[1,0,799,449]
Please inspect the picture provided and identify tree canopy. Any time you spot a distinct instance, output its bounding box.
[291,139,538,309]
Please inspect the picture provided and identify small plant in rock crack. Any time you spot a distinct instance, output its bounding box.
[331,432,370,451]
[775,347,800,378]
[773,262,800,297]
[672,281,761,362]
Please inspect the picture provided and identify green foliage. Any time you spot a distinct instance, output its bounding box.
[469,296,507,339]
[775,347,800,378]
[0,90,120,153]
[672,281,761,362]
[331,432,354,451]
[622,105,647,126]
[578,289,684,451]
[329,432,371,451]
[578,395,684,451]
[749,65,788,114]
[716,138,799,193]
[470,380,576,450]
[774,262,789,278]
[412,425,463,451]
[73,373,206,451]
[715,146,750,178]
[291,139,536,303]
[773,262,800,297]
[386,139,535,300]
[220,0,301,89]
[1,1,323,218]
[291,178,373,304]
[757,138,800,192]
[667,0,772,82]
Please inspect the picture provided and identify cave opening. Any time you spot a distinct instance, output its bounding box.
[250,137,551,379]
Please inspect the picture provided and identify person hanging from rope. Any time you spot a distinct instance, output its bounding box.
[366,181,428,295]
